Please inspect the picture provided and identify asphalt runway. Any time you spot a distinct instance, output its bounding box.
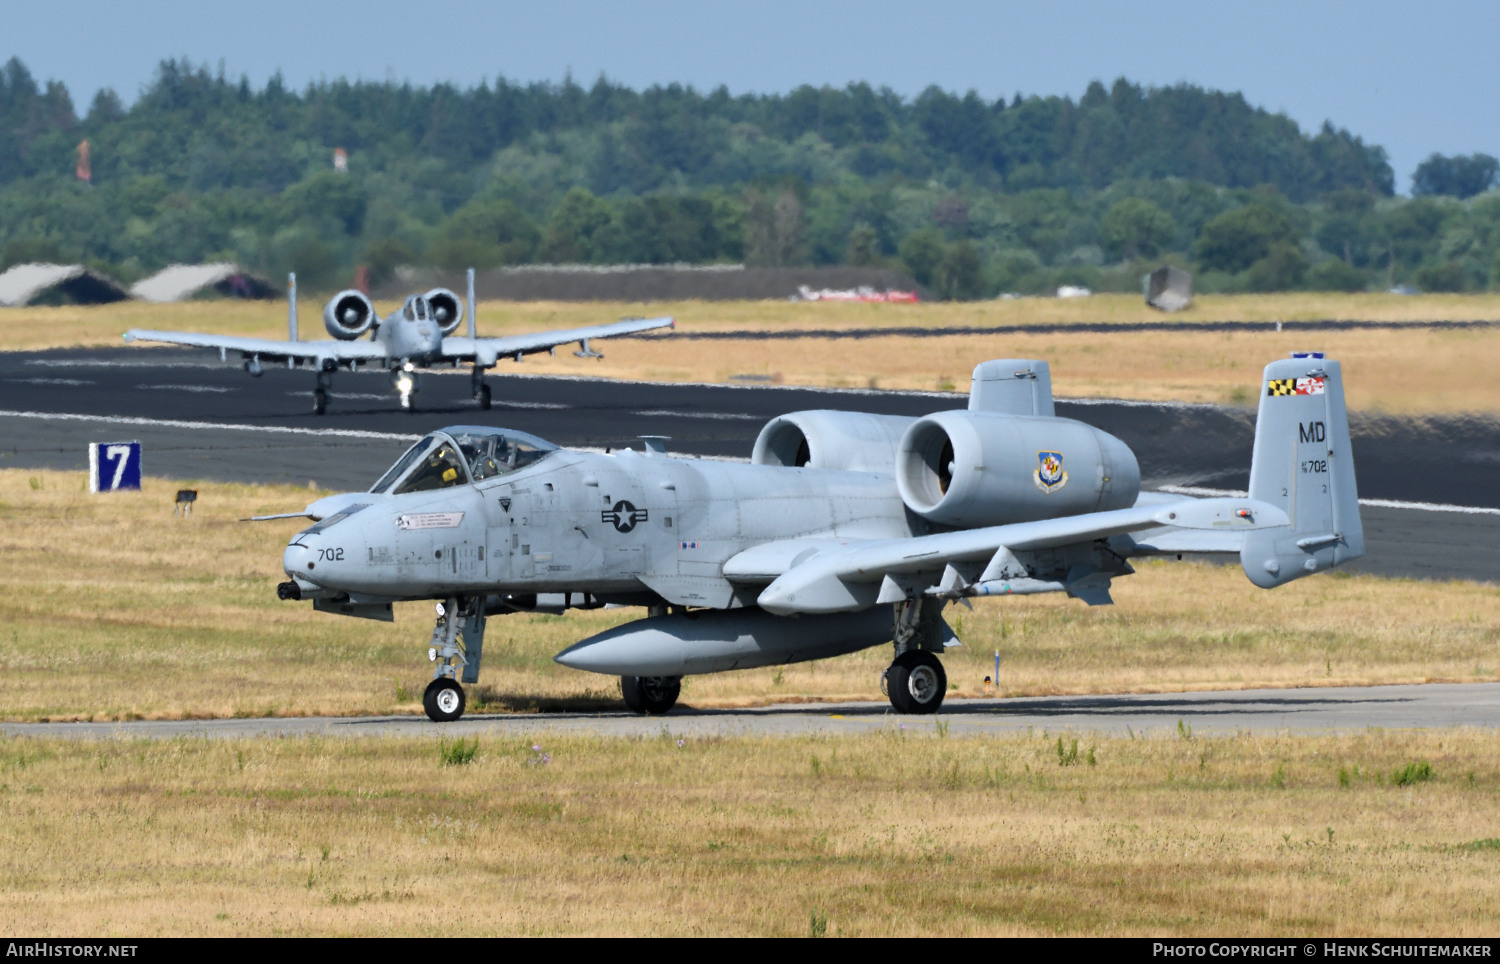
[4,682,1498,740]
[2,346,1497,582]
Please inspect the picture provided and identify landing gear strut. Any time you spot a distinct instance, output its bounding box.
[314,366,333,415]
[423,597,487,722]
[883,596,949,714]
[621,675,681,715]
[471,365,492,410]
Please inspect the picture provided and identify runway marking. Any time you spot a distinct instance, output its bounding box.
[273,392,571,408]
[634,409,761,421]
[6,377,94,386]
[1159,484,1500,516]
[139,384,236,393]
[0,410,421,442]
[30,358,225,369]
[19,359,1248,412]
[0,409,721,461]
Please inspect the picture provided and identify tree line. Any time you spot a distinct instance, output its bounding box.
[0,56,1496,298]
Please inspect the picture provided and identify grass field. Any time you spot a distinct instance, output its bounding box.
[3,468,1496,722]
[9,292,1500,413]
[2,729,1497,935]
[6,292,1498,935]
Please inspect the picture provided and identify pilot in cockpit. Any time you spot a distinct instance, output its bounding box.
[401,441,465,492]
[460,436,505,481]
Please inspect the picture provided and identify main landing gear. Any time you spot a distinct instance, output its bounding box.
[885,650,947,714]
[313,361,335,415]
[881,597,950,715]
[620,675,681,715]
[422,597,487,722]
[471,365,492,410]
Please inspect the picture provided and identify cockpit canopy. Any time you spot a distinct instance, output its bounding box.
[401,296,429,322]
[370,427,557,495]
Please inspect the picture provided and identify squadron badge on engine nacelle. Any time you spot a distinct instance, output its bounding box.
[1034,451,1068,493]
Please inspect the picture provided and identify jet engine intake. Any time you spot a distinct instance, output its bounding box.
[751,410,916,475]
[323,290,376,340]
[423,288,464,336]
[896,411,1140,528]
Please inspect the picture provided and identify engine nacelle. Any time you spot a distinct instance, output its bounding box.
[423,288,464,336]
[897,411,1140,528]
[751,410,916,475]
[323,290,376,340]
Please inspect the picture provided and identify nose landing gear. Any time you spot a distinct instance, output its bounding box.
[422,597,487,722]
[393,367,419,412]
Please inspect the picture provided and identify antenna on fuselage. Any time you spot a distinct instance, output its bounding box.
[287,273,298,341]
[465,267,476,340]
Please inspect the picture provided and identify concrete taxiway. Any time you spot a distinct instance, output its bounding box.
[4,682,1497,740]
[2,346,1497,582]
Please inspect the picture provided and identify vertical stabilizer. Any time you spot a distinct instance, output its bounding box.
[969,359,1054,416]
[287,273,298,341]
[465,267,476,340]
[1241,353,1363,588]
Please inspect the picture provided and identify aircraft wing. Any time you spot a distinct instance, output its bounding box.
[735,496,1288,615]
[441,316,674,365]
[123,330,389,363]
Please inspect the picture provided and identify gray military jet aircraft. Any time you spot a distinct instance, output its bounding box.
[271,353,1361,721]
[124,270,673,414]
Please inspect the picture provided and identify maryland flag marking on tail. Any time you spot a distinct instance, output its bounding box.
[1266,377,1326,396]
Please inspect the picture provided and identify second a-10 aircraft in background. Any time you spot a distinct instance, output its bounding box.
[268,353,1362,722]
[124,269,673,414]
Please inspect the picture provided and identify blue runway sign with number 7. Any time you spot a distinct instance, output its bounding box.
[89,441,142,492]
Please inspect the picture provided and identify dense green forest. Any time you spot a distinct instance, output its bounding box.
[0,56,1496,298]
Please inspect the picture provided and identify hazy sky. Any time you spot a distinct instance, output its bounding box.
[7,0,1495,193]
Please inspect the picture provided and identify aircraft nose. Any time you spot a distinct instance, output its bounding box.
[283,541,316,578]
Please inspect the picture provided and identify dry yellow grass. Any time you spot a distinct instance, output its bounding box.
[7,292,1500,413]
[2,468,1496,722]
[1,729,1497,935]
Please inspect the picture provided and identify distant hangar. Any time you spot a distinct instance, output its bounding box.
[0,262,276,307]
[0,263,131,307]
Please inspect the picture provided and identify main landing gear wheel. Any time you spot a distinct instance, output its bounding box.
[313,388,328,415]
[886,650,947,715]
[477,384,492,410]
[423,678,466,722]
[621,675,681,715]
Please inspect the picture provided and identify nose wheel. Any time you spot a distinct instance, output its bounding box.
[423,678,466,722]
[393,368,419,412]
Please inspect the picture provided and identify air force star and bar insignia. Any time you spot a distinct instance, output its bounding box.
[602,500,649,533]
[1267,376,1326,396]
[1034,451,1068,493]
